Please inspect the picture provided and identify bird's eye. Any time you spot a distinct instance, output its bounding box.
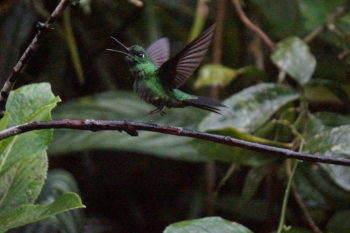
[137,52,145,58]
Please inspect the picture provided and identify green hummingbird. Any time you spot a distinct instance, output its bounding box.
[108,24,225,115]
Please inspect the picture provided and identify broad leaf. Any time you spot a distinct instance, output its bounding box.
[271,37,316,85]
[0,83,60,174]
[304,125,350,193]
[194,65,267,88]
[306,112,350,136]
[0,192,84,233]
[194,64,241,88]
[50,91,208,161]
[0,152,47,216]
[194,83,297,166]
[199,83,299,133]
[0,83,84,231]
[163,217,253,233]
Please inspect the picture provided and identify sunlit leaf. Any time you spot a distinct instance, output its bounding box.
[199,83,299,133]
[304,125,350,193]
[163,217,253,233]
[271,37,316,85]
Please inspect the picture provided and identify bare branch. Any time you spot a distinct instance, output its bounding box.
[0,0,73,118]
[1,119,350,166]
[231,0,275,50]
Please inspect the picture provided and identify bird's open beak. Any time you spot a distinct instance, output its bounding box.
[107,36,131,57]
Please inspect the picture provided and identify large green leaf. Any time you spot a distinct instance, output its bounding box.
[199,83,299,133]
[0,152,47,216]
[12,170,85,233]
[304,125,350,193]
[0,83,84,231]
[50,91,208,161]
[163,217,253,233]
[0,83,60,174]
[193,84,297,166]
[271,37,316,85]
[0,192,84,233]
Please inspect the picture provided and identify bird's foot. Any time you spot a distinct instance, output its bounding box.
[148,107,166,116]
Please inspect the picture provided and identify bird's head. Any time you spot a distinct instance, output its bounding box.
[107,37,149,65]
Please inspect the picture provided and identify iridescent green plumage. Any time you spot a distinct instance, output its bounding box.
[108,24,225,115]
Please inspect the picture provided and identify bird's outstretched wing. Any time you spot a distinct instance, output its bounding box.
[146,38,170,68]
[158,24,215,88]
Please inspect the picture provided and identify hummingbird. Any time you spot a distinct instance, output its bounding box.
[107,24,225,115]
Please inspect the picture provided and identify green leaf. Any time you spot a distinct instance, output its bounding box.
[327,209,350,233]
[299,0,347,30]
[306,112,350,136]
[199,83,299,133]
[194,64,242,88]
[0,83,66,231]
[32,170,84,233]
[163,217,253,233]
[1,83,60,174]
[0,192,85,232]
[50,91,208,161]
[304,125,350,193]
[7,83,60,125]
[271,37,316,85]
[0,152,47,216]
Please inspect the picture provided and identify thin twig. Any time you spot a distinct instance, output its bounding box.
[304,3,350,43]
[291,184,323,233]
[0,0,72,118]
[1,119,350,166]
[231,0,275,50]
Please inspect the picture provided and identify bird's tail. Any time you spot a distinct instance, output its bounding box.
[183,96,226,114]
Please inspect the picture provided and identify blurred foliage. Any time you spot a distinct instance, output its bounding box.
[1,0,350,232]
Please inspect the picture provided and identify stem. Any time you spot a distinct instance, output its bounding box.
[189,0,210,41]
[277,159,299,233]
[231,0,275,50]
[1,119,350,166]
[62,7,85,84]
[0,0,73,118]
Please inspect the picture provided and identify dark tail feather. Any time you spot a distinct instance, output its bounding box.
[183,96,226,114]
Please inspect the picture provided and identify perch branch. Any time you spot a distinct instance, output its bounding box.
[0,119,350,166]
[231,0,275,50]
[0,0,72,118]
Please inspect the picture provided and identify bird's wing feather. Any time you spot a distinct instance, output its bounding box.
[146,38,170,68]
[159,24,215,88]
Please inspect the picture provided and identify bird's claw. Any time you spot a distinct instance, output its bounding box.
[148,107,166,116]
